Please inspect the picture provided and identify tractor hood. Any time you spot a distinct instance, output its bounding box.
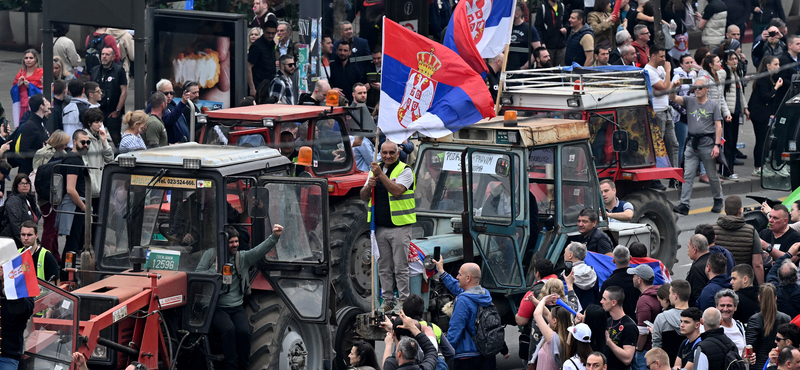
[410,234,468,265]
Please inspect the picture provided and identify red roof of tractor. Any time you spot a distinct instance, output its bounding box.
[206,105,347,121]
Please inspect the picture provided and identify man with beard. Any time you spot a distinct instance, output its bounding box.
[594,46,611,66]
[333,21,371,74]
[142,92,169,148]
[533,47,553,68]
[16,94,51,175]
[57,129,90,279]
[329,41,366,103]
[268,55,297,105]
[320,35,333,82]
[568,208,613,255]
[248,19,277,97]
[90,46,128,146]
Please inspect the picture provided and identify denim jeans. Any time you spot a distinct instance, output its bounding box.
[0,357,19,370]
[675,121,688,165]
[632,351,648,370]
[655,109,679,168]
[681,143,723,206]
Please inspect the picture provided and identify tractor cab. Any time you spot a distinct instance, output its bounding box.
[58,144,334,369]
[202,104,376,182]
[760,75,800,191]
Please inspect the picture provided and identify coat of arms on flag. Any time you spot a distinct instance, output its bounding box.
[466,0,491,42]
[397,50,442,128]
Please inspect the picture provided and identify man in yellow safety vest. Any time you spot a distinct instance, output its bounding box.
[19,220,59,285]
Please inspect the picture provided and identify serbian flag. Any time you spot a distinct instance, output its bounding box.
[443,0,489,77]
[584,251,672,287]
[408,242,436,278]
[2,249,41,299]
[379,17,496,144]
[444,0,514,60]
[10,83,42,130]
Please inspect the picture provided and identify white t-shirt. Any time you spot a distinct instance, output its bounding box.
[563,355,587,370]
[645,64,670,111]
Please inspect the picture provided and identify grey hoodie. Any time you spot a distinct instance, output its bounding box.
[652,307,683,349]
[573,261,597,290]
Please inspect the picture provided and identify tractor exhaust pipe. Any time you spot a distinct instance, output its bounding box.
[97,337,140,357]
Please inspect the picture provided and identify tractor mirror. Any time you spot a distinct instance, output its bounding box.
[612,130,629,152]
[495,158,510,177]
[247,188,269,219]
[51,174,64,206]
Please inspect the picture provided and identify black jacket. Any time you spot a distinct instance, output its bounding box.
[748,73,783,123]
[609,47,622,65]
[15,113,49,175]
[3,192,41,240]
[767,252,800,318]
[733,285,760,323]
[723,0,751,28]
[534,1,567,50]
[695,327,738,370]
[49,95,69,134]
[752,0,786,24]
[382,332,439,370]
[600,267,640,319]
[686,253,710,307]
[747,310,792,370]
[0,297,34,359]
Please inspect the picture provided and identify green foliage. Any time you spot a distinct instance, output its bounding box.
[4,0,43,12]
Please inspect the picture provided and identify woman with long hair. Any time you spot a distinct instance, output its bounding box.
[582,304,607,354]
[53,56,75,82]
[348,340,381,370]
[2,173,42,245]
[563,323,593,370]
[248,27,263,49]
[719,49,748,179]
[656,283,672,311]
[748,55,783,176]
[11,49,44,128]
[530,294,572,370]
[587,0,619,49]
[746,283,791,370]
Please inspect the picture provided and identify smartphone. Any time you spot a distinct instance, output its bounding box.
[433,246,441,261]
[367,73,379,83]
[644,320,654,328]
[564,261,573,276]
[373,311,385,326]
[680,78,693,85]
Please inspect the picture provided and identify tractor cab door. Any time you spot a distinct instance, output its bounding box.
[251,177,331,323]
[463,149,527,289]
[22,280,80,370]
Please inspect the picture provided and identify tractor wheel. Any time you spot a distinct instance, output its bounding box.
[330,199,372,312]
[332,306,367,370]
[247,291,326,370]
[623,189,681,271]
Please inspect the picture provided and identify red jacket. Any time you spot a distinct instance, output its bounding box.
[636,284,662,351]
[632,41,649,68]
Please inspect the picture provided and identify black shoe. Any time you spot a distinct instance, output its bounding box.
[673,203,690,215]
[651,180,667,191]
[668,179,676,189]
[734,158,744,165]
[736,152,747,159]
[711,199,723,213]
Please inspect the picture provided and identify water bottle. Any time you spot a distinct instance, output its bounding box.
[669,19,677,36]
[737,142,746,149]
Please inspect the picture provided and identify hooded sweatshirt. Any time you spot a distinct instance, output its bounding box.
[733,285,759,323]
[652,307,685,362]
[573,261,600,308]
[696,274,732,310]
[441,272,493,359]
[636,285,662,351]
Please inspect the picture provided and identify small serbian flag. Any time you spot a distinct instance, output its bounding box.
[444,0,514,60]
[379,17,496,144]
[584,251,672,287]
[3,249,41,299]
[443,0,489,77]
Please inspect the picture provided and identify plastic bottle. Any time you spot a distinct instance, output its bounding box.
[737,142,746,149]
[669,19,677,36]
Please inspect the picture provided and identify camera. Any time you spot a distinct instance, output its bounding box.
[769,31,777,37]
[680,78,693,85]
[372,311,385,327]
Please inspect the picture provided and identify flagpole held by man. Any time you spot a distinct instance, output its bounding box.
[0,241,37,370]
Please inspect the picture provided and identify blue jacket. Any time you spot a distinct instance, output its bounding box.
[767,252,800,318]
[441,272,493,359]
[696,274,732,310]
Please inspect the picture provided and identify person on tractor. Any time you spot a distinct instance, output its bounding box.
[168,190,217,249]
[279,130,304,176]
[599,179,634,223]
[19,220,59,285]
[196,225,284,370]
[568,208,613,255]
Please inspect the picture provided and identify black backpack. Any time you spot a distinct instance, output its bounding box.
[472,302,504,357]
[698,336,747,370]
[85,34,107,77]
[34,157,64,204]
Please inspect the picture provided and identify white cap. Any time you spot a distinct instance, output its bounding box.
[567,323,592,343]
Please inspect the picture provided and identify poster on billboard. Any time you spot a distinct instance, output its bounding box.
[153,15,242,110]
[298,17,322,94]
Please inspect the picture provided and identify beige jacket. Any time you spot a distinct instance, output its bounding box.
[106,28,134,78]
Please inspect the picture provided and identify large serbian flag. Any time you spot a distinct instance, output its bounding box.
[379,17,496,144]
[442,0,489,76]
[2,249,41,299]
[443,0,514,61]
[584,251,672,287]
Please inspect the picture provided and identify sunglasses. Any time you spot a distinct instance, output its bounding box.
[164,91,175,96]
[78,140,91,145]
[284,63,297,67]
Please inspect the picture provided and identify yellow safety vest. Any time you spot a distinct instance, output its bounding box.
[367,161,416,226]
[19,246,49,280]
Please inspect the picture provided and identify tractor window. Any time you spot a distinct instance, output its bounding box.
[22,282,79,370]
[529,148,555,215]
[311,118,351,174]
[617,107,656,167]
[100,173,219,272]
[416,149,466,213]
[260,183,325,263]
[471,152,520,222]
[476,234,522,286]
[588,112,616,167]
[561,145,599,226]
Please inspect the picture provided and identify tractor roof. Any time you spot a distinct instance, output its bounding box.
[206,104,347,122]
[116,143,291,172]
[423,116,589,147]
[502,67,650,110]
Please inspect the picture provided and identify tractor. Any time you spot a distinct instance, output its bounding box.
[40,144,335,370]
[352,115,654,356]
[498,66,683,269]
[200,104,377,313]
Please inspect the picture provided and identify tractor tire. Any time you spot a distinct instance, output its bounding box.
[330,199,372,312]
[247,291,326,370]
[332,306,367,370]
[623,189,680,271]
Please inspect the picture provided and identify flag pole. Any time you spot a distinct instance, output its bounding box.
[371,124,381,314]
[494,8,516,115]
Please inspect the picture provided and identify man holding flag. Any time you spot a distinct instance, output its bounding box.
[360,141,415,313]
[0,248,37,370]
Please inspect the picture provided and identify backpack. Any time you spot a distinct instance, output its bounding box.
[34,157,64,205]
[472,303,504,357]
[698,336,747,370]
[85,34,108,77]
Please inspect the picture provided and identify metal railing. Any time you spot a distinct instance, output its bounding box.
[502,67,648,92]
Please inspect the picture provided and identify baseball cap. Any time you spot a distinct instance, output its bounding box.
[568,323,592,343]
[627,264,655,280]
